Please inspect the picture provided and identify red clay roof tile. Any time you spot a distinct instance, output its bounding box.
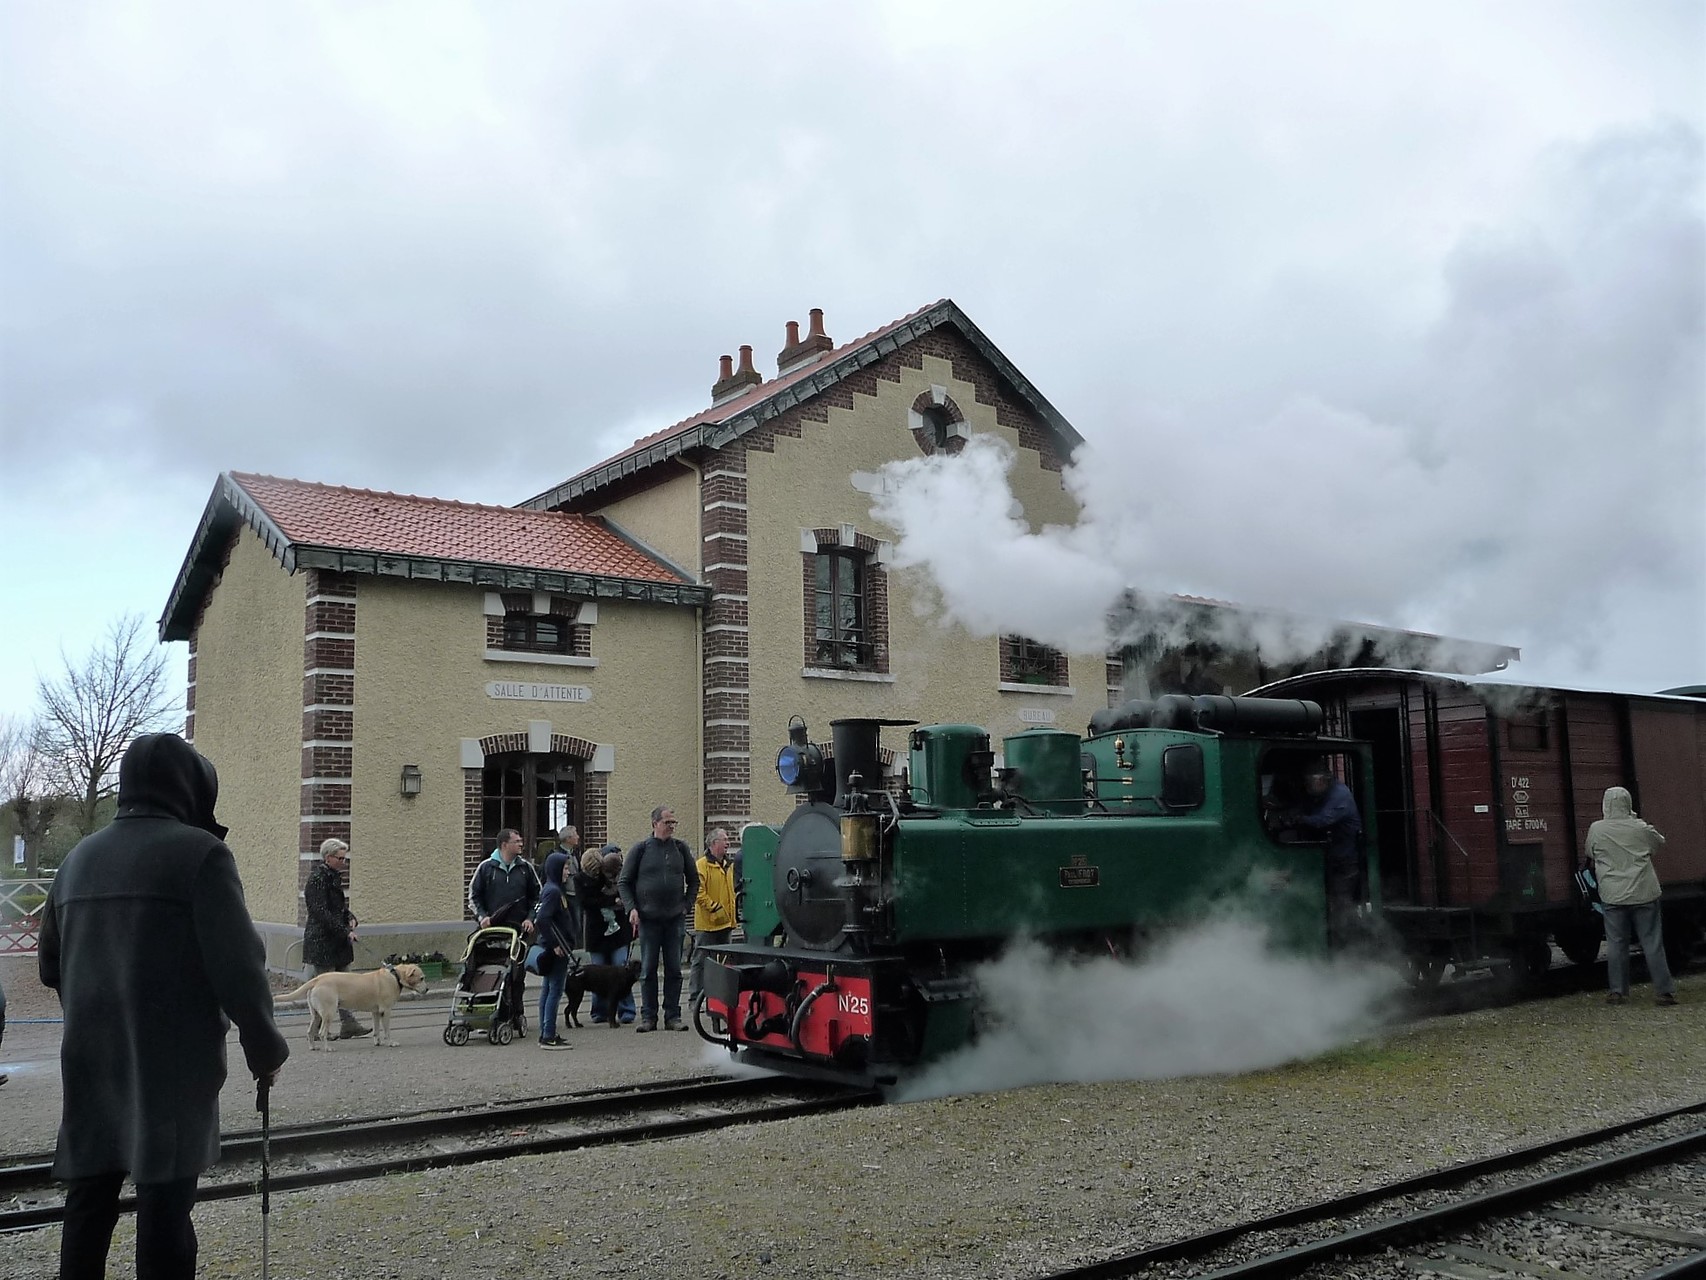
[229,472,690,584]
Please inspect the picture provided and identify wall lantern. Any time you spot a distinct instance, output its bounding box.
[400,764,423,797]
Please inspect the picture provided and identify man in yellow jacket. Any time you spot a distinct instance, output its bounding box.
[688,827,738,1013]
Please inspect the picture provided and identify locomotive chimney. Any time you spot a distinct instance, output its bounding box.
[830,718,884,808]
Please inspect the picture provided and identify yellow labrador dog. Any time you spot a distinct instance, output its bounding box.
[275,963,428,1050]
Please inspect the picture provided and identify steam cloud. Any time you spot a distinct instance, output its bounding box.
[894,920,1401,1102]
[873,122,1704,683]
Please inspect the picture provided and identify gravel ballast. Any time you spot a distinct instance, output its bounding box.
[1,956,1702,1280]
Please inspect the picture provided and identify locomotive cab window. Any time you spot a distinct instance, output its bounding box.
[1160,744,1204,810]
[1259,748,1355,845]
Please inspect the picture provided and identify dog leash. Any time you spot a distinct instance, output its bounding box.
[256,1075,272,1280]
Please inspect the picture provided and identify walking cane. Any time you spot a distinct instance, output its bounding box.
[256,1075,272,1280]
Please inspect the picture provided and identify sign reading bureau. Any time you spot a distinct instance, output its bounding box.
[485,681,592,703]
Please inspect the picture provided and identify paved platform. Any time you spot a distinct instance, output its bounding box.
[0,955,731,1161]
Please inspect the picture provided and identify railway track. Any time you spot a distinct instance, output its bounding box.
[1044,1100,1706,1280]
[0,1073,878,1233]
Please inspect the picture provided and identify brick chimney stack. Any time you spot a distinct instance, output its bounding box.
[712,344,763,405]
[777,307,834,374]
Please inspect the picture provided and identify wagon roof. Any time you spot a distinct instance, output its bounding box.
[1248,667,1706,707]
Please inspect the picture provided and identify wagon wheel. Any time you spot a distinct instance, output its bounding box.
[1661,910,1698,976]
[494,1022,515,1046]
[1502,936,1552,986]
[1407,953,1445,989]
[1555,920,1603,967]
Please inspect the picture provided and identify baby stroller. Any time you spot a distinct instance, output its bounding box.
[442,925,528,1046]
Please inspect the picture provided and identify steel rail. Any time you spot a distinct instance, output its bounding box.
[0,1071,730,1190]
[1045,1098,1706,1280]
[1192,1126,1706,1279]
[0,1081,879,1232]
[0,1076,873,1224]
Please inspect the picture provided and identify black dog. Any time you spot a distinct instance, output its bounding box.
[561,959,644,1029]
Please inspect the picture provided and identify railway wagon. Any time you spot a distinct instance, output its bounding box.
[696,696,1376,1085]
[1251,669,1706,981]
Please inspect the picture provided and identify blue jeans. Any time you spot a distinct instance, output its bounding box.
[588,944,635,1023]
[1604,900,1676,997]
[537,957,568,1041]
[637,915,686,1025]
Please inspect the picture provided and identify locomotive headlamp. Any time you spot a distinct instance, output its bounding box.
[777,716,825,792]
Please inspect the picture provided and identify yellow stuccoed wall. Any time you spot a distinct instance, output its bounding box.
[594,467,702,578]
[350,579,702,924]
[188,526,305,926]
[745,353,1107,826]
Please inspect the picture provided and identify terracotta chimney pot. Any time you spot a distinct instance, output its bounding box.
[778,308,834,374]
[712,345,765,404]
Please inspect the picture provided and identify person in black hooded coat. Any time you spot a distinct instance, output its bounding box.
[40,733,289,1280]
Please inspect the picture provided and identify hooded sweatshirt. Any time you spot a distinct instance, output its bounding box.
[40,733,288,1181]
[1585,786,1665,906]
[533,850,578,953]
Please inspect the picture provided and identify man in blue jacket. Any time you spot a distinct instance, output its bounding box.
[619,805,699,1033]
[1287,764,1364,942]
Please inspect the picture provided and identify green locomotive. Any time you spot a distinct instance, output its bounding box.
[696,695,1378,1085]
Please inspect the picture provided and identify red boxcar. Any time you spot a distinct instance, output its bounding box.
[1253,670,1706,980]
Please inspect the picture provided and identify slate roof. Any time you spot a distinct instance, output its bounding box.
[160,472,704,641]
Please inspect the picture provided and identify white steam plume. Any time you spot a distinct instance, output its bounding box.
[894,920,1401,1102]
[873,122,1704,683]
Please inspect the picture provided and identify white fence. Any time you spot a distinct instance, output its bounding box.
[1,876,53,956]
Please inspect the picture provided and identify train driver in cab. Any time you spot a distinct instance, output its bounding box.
[1269,761,1364,940]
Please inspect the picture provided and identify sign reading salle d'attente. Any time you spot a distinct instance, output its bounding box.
[485,681,592,703]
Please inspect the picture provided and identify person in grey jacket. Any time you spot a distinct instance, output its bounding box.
[1583,786,1678,1006]
[619,805,699,1032]
[40,733,289,1280]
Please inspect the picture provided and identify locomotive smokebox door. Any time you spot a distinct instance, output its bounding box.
[774,802,857,948]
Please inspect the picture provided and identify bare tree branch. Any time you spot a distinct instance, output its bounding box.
[37,614,178,836]
[0,713,62,874]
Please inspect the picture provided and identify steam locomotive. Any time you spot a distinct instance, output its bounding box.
[695,695,1371,1085]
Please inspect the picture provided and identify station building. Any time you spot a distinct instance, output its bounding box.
[160,299,1516,968]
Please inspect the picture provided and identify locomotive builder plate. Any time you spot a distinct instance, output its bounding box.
[1059,854,1100,888]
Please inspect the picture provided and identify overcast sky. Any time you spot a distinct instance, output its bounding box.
[2,0,1701,724]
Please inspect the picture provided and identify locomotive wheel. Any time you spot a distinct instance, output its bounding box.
[494,1022,515,1046]
[449,1025,470,1047]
